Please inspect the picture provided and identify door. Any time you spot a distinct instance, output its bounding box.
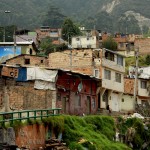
[62,97,66,113]
[111,93,119,112]
[86,96,91,114]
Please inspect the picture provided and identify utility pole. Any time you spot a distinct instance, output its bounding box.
[133,47,139,104]
[3,10,11,42]
[13,28,16,57]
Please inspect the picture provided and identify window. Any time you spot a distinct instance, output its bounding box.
[117,55,123,66]
[105,52,114,61]
[76,38,80,41]
[122,98,124,102]
[57,93,61,101]
[29,48,32,55]
[92,98,96,108]
[87,37,89,40]
[141,81,147,89]
[94,69,99,78]
[120,43,124,47]
[25,59,30,64]
[41,60,44,63]
[115,73,121,83]
[104,69,111,80]
[87,45,91,48]
[77,95,81,106]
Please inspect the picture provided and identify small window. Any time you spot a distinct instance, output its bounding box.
[76,38,80,41]
[120,43,124,47]
[41,60,44,63]
[25,59,30,64]
[115,73,121,83]
[94,69,99,78]
[87,37,89,40]
[117,55,123,66]
[141,81,147,89]
[104,69,111,80]
[92,98,96,108]
[122,98,124,102]
[105,52,114,61]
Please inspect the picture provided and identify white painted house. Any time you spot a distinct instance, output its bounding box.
[71,36,99,49]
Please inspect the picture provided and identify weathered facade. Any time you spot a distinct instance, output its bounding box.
[49,48,125,112]
[56,70,99,115]
[6,54,48,67]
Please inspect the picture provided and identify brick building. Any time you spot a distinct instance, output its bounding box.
[6,54,48,67]
[49,48,125,112]
[56,70,100,115]
[135,38,150,54]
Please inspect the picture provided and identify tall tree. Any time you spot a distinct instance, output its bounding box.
[43,6,66,28]
[61,18,81,44]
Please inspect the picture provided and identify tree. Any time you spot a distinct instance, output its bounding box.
[43,6,66,28]
[61,18,81,44]
[102,37,118,51]
[38,37,68,55]
[145,55,150,65]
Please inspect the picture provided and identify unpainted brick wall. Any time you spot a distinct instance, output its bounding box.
[6,55,48,67]
[135,38,150,54]
[0,79,56,111]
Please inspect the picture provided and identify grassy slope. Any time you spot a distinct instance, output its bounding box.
[62,115,130,150]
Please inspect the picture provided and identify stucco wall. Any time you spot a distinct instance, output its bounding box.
[102,68,124,92]
[121,94,135,112]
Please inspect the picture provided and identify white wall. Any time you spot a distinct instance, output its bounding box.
[72,36,97,48]
[102,68,124,92]
[121,94,135,111]
[138,79,149,97]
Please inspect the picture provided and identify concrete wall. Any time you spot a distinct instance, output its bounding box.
[138,79,150,97]
[72,36,97,48]
[102,68,124,92]
[121,94,135,112]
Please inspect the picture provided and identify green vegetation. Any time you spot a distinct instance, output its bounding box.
[125,55,150,74]
[102,37,118,51]
[1,0,149,34]
[117,117,150,150]
[38,36,68,55]
[42,5,66,28]
[62,18,82,44]
[63,115,130,150]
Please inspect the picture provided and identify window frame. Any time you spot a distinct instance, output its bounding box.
[104,69,111,80]
[115,72,121,83]
[141,80,147,89]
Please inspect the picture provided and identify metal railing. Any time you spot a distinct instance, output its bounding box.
[0,108,61,125]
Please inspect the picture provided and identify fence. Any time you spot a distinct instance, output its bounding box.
[0,108,61,125]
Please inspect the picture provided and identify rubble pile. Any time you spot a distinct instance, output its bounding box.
[44,138,69,150]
